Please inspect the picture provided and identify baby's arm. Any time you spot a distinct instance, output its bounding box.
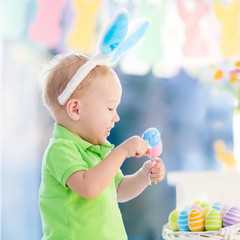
[116,158,165,202]
[66,136,151,199]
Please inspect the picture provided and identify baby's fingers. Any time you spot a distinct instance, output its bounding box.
[151,159,165,182]
[151,158,164,170]
[150,170,165,182]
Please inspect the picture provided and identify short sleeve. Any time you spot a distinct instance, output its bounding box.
[46,140,88,187]
[114,168,124,186]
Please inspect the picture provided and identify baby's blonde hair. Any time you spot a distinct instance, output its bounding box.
[41,52,111,119]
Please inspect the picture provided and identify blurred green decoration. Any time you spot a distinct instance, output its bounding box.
[3,0,32,40]
[136,0,166,64]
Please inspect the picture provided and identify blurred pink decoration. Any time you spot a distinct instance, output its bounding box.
[177,0,208,58]
[29,0,67,48]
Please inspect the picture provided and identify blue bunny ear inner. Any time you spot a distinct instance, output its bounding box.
[99,9,129,57]
[110,18,150,63]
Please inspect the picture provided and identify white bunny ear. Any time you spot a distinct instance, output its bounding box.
[99,9,129,57]
[58,9,150,105]
[110,18,150,64]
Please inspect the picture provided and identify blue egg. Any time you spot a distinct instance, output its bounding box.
[177,210,190,231]
[212,202,223,212]
[142,128,160,148]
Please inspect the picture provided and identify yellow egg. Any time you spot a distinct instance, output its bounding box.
[188,209,205,232]
[202,206,212,219]
[194,201,201,205]
[169,209,180,231]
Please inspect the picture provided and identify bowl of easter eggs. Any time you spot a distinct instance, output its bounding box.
[162,201,240,240]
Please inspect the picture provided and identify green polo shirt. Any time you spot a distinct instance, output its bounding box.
[39,124,127,240]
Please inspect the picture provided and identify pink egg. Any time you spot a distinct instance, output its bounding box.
[190,204,203,212]
[220,205,231,218]
[223,206,240,227]
[151,140,162,158]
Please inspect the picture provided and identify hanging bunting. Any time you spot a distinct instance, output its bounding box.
[67,0,102,53]
[212,0,240,58]
[4,0,240,76]
[29,0,67,48]
[177,0,208,58]
[3,0,32,40]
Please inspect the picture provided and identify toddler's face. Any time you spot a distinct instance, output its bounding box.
[77,70,122,145]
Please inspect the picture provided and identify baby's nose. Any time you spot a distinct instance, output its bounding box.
[113,113,120,122]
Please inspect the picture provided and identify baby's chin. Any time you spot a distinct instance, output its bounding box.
[93,136,107,146]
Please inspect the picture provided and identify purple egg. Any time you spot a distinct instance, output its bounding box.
[223,206,240,227]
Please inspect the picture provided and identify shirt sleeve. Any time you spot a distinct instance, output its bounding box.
[46,139,88,187]
[114,168,124,186]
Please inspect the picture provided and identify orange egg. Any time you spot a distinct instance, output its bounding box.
[188,209,205,232]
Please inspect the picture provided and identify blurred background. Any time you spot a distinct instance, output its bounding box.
[1,0,239,239]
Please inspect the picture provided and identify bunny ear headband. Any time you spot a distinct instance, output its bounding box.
[58,9,150,105]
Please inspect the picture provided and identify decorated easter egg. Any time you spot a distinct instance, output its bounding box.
[169,209,180,231]
[212,202,223,212]
[188,209,205,232]
[200,202,210,209]
[220,205,231,218]
[177,210,190,231]
[194,201,201,205]
[205,209,222,231]
[151,141,163,158]
[202,206,212,219]
[223,206,240,227]
[190,204,202,212]
[142,128,160,148]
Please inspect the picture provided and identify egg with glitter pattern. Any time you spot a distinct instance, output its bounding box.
[223,206,240,227]
[188,209,205,232]
[177,209,190,231]
[205,209,222,231]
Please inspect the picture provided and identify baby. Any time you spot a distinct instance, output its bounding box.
[39,52,165,240]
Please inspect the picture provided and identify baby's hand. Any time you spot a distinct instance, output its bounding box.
[142,158,165,183]
[118,136,151,158]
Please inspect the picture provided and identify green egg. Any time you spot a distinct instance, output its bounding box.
[200,202,210,209]
[205,209,222,231]
[168,209,180,231]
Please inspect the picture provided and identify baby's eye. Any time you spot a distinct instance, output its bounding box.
[108,108,114,111]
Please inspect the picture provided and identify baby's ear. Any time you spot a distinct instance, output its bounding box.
[66,99,81,121]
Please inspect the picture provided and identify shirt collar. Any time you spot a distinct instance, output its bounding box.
[53,123,114,158]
